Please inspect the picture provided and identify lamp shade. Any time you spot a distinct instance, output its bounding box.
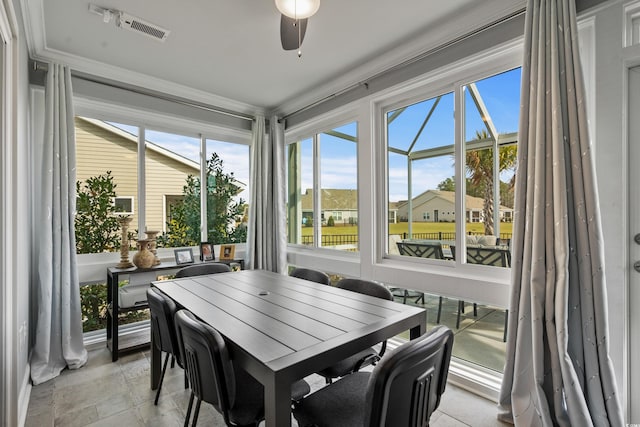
[275,0,320,19]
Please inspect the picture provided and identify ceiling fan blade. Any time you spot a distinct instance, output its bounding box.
[280,14,307,50]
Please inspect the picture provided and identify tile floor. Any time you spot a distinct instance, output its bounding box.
[25,345,511,427]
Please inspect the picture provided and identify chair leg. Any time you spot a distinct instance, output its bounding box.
[184,392,195,427]
[191,399,202,427]
[503,309,509,342]
[171,354,175,369]
[402,289,408,304]
[184,370,189,389]
[436,296,443,324]
[473,303,478,317]
[456,300,463,329]
[154,353,170,405]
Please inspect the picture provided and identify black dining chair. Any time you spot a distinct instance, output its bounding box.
[147,287,185,405]
[175,262,231,278]
[316,278,393,383]
[174,309,311,427]
[294,325,454,427]
[290,267,331,285]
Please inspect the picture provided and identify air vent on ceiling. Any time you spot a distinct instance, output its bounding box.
[116,12,170,42]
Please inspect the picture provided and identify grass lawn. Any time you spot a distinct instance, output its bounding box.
[301,221,513,237]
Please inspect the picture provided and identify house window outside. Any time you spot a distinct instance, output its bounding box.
[113,196,134,215]
[287,121,358,252]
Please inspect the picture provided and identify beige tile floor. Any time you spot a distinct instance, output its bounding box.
[25,344,510,427]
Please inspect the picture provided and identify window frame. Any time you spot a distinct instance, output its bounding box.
[285,106,362,275]
[371,41,523,308]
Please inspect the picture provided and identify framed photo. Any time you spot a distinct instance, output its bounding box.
[174,248,194,265]
[219,244,236,260]
[199,242,215,261]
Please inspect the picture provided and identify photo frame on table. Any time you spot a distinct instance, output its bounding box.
[174,248,194,265]
[219,244,235,260]
[199,242,215,261]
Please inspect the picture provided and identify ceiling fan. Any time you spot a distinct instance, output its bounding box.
[275,0,320,55]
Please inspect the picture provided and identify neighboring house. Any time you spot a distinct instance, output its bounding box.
[297,189,399,225]
[299,188,359,225]
[75,117,200,233]
[396,190,513,223]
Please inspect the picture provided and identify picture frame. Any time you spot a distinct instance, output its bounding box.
[174,248,194,265]
[219,244,236,260]
[199,242,215,261]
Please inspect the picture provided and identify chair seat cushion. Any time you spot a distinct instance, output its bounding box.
[317,348,377,379]
[293,372,370,427]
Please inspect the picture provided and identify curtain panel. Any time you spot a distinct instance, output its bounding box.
[497,1,623,425]
[246,116,287,273]
[31,64,87,385]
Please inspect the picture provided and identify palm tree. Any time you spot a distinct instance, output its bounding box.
[466,130,517,235]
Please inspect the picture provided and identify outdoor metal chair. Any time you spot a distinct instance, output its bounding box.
[393,241,446,304]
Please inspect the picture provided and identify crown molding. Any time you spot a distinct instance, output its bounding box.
[274,1,526,117]
[19,0,265,118]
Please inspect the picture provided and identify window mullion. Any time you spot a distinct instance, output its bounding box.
[313,134,321,248]
[454,85,465,265]
[137,127,146,239]
[200,134,207,242]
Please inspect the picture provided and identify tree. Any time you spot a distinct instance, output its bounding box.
[159,152,247,247]
[466,130,517,235]
[436,177,455,192]
[75,172,121,254]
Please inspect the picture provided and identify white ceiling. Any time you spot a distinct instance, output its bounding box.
[22,0,525,115]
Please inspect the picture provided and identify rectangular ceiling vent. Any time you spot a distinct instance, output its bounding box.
[117,12,170,42]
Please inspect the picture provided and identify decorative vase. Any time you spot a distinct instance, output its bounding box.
[145,230,161,265]
[132,239,155,269]
[116,216,134,269]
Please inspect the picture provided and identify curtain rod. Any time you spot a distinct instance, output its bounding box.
[33,61,256,122]
[281,7,526,121]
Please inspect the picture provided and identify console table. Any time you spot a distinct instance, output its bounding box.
[106,258,244,361]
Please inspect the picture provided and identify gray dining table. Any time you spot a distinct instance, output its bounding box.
[151,269,426,427]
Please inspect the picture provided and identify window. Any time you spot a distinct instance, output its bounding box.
[113,196,134,215]
[386,91,456,258]
[74,117,139,255]
[144,129,201,248]
[385,67,520,268]
[287,121,358,252]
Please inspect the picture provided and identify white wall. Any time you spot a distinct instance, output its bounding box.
[1,0,33,426]
[588,0,639,416]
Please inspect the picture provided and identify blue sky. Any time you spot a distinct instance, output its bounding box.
[108,67,521,205]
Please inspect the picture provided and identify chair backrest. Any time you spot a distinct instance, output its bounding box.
[147,287,180,357]
[451,245,510,268]
[397,241,444,259]
[290,267,331,285]
[365,325,454,427]
[174,309,237,424]
[175,262,231,278]
[336,278,393,301]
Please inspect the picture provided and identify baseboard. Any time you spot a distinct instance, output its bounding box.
[18,366,31,427]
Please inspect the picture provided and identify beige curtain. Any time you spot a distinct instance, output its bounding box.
[246,116,287,272]
[497,1,623,425]
[31,64,87,385]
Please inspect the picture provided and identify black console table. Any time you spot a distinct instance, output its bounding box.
[106,258,244,361]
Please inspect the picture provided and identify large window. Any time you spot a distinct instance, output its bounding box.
[386,67,520,269]
[287,121,358,252]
